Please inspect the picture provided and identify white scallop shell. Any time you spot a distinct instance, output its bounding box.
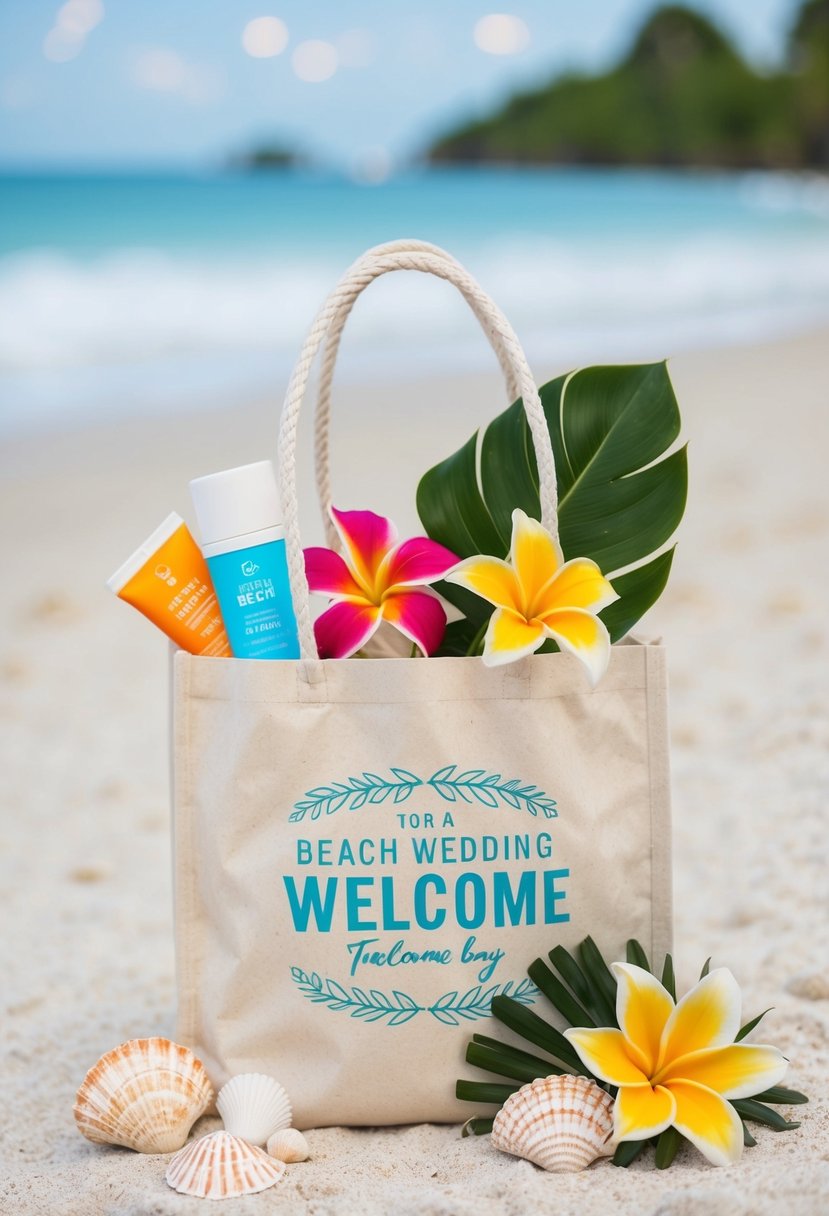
[267,1128,310,1163]
[216,1073,292,1146]
[491,1074,615,1173]
[73,1037,214,1154]
[165,1130,285,1199]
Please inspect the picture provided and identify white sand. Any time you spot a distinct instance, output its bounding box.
[1,330,828,1214]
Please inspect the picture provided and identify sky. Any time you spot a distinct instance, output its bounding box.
[0,0,806,173]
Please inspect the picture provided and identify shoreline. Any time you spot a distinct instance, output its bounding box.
[1,326,828,1213]
[3,316,829,458]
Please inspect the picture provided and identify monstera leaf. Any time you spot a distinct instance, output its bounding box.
[416,363,687,654]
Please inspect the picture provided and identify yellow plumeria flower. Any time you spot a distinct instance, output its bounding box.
[444,508,618,685]
[564,964,789,1167]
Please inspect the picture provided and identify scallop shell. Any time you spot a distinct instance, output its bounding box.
[491,1074,615,1173]
[267,1128,310,1163]
[165,1130,286,1199]
[73,1037,214,1154]
[216,1073,292,1146]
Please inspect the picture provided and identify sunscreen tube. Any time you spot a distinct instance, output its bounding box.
[107,513,232,656]
[190,461,300,660]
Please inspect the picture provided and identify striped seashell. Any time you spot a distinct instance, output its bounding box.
[491,1074,615,1173]
[165,1130,286,1199]
[73,1037,213,1154]
[216,1073,292,1146]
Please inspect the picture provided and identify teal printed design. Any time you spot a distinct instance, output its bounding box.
[290,767,556,820]
[290,967,537,1026]
[289,769,422,823]
[427,979,538,1025]
[427,766,557,818]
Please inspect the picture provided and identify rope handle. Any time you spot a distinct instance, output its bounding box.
[278,242,559,660]
[313,239,522,549]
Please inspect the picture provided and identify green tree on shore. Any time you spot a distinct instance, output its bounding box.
[429,1,829,169]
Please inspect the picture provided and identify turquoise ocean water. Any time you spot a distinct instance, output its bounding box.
[1,167,828,433]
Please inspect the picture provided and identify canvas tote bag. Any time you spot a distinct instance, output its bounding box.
[172,240,673,1128]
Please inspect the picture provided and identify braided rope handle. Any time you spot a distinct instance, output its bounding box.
[314,239,521,549]
[278,244,559,660]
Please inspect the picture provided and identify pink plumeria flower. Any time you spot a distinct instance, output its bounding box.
[304,508,458,659]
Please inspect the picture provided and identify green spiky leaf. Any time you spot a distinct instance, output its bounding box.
[578,936,619,1012]
[526,959,597,1029]
[491,994,586,1071]
[613,1140,647,1167]
[660,953,676,1001]
[626,939,651,970]
[655,1126,683,1169]
[731,1099,801,1131]
[736,1008,773,1041]
[466,1037,561,1084]
[752,1086,808,1105]
[462,1117,494,1137]
[547,946,595,1006]
[456,1080,518,1106]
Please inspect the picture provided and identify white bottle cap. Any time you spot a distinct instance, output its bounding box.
[189,460,282,548]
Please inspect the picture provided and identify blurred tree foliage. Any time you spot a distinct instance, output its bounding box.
[429,2,829,169]
[790,0,829,163]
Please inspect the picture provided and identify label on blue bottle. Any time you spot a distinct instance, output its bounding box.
[207,539,300,660]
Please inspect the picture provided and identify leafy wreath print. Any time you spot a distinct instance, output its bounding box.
[290,967,538,1026]
[290,765,557,822]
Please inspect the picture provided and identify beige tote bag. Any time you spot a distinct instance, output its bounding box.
[172,241,672,1129]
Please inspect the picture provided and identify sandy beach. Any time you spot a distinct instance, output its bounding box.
[1,328,828,1214]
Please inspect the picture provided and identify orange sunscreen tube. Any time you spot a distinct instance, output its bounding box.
[107,512,232,656]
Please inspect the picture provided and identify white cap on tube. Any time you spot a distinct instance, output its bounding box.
[190,460,282,547]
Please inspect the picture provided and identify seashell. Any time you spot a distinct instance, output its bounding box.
[491,1074,615,1173]
[267,1127,310,1163]
[216,1073,292,1146]
[165,1130,285,1199]
[74,1037,214,1154]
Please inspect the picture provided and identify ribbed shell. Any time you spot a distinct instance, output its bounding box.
[266,1128,310,1163]
[73,1037,214,1154]
[165,1131,286,1199]
[491,1074,615,1173]
[216,1073,292,1146]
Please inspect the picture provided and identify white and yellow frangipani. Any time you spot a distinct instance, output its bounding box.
[564,964,789,1167]
[444,508,618,684]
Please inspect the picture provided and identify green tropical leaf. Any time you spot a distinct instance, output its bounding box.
[613,1140,647,1167]
[547,946,596,1012]
[731,1099,801,1131]
[752,1086,808,1105]
[491,994,585,1071]
[736,1008,773,1041]
[417,362,687,645]
[577,936,619,1013]
[660,954,677,1001]
[599,548,676,641]
[461,1116,495,1137]
[655,1126,683,1168]
[456,1080,518,1106]
[527,959,596,1028]
[626,939,651,970]
[465,1037,556,1084]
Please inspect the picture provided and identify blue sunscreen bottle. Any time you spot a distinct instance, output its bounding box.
[189,460,300,660]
